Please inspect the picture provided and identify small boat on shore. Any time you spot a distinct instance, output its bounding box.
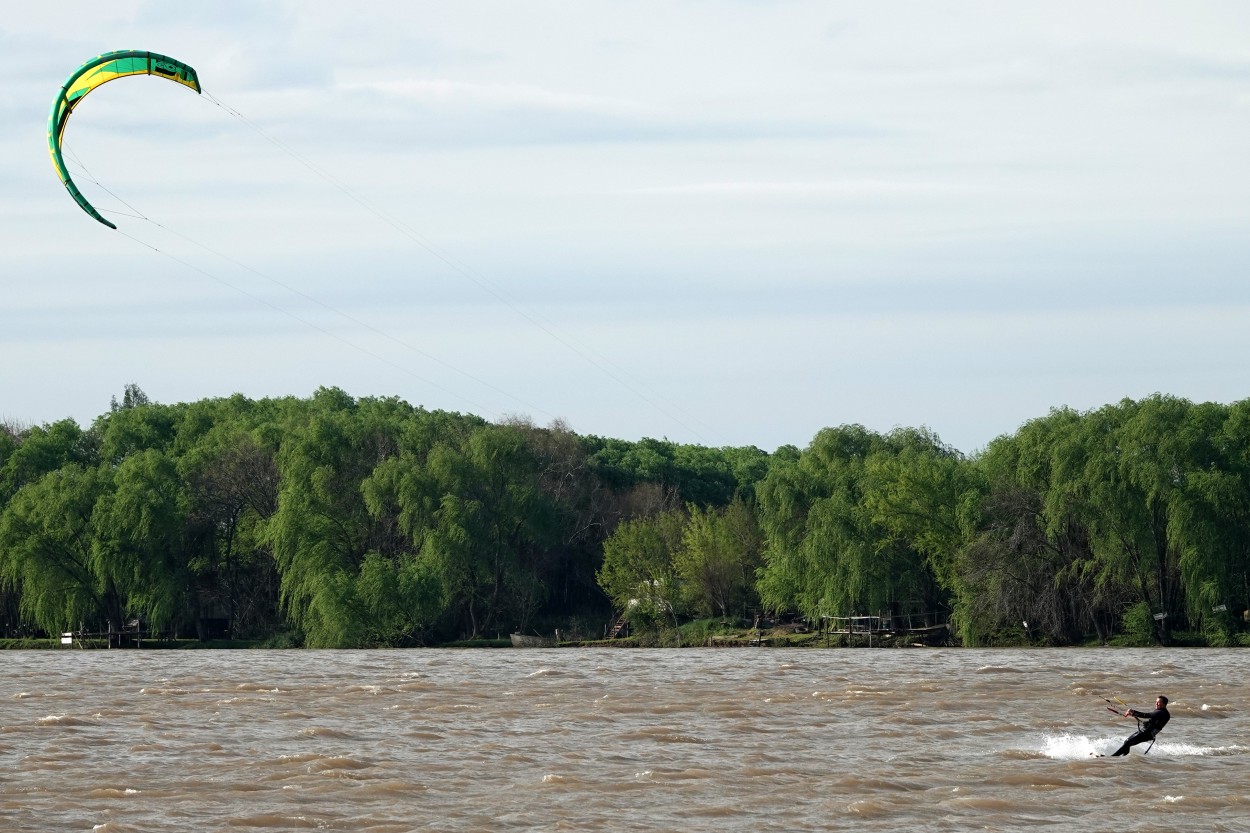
[510,632,557,648]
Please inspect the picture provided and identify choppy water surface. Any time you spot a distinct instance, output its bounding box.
[0,648,1245,832]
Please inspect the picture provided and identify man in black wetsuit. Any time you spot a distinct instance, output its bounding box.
[1111,695,1170,756]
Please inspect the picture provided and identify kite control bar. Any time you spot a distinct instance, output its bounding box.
[1102,696,1144,729]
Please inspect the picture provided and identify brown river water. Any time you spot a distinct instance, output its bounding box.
[0,648,1245,832]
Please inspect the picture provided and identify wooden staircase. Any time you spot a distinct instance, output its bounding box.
[609,615,629,639]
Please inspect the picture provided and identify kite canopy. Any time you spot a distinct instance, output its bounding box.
[47,50,201,229]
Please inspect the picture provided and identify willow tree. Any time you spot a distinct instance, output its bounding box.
[0,465,118,636]
[502,418,614,618]
[182,426,281,639]
[265,390,422,646]
[597,510,686,628]
[860,427,981,606]
[1143,399,1250,642]
[91,449,195,632]
[673,498,762,620]
[0,419,98,503]
[0,423,19,492]
[1047,397,1201,644]
[755,425,940,623]
[96,397,183,464]
[412,425,554,639]
[958,408,1120,644]
[966,396,1250,645]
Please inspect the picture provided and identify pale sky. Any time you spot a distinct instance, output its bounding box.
[5,2,1250,453]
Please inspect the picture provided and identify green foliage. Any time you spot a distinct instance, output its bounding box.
[597,511,686,628]
[354,552,440,645]
[583,435,768,505]
[1119,602,1157,646]
[0,465,113,635]
[0,419,98,502]
[267,392,427,646]
[4,388,1250,649]
[953,396,1250,646]
[755,425,960,623]
[97,400,183,463]
[958,410,1117,645]
[92,449,191,630]
[258,629,304,649]
[673,499,762,619]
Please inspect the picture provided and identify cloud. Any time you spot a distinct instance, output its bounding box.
[134,0,290,32]
[627,178,970,199]
[319,84,885,150]
[8,2,1250,450]
[341,78,645,116]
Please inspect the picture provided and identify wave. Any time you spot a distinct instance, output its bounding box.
[830,775,925,792]
[225,814,320,828]
[844,799,895,818]
[1154,793,1250,809]
[617,727,705,744]
[36,714,94,727]
[1156,741,1248,757]
[233,683,286,693]
[1194,702,1236,718]
[1036,732,1245,760]
[306,755,372,773]
[342,684,389,695]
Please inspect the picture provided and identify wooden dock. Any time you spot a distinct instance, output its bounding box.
[59,619,170,648]
[822,613,950,647]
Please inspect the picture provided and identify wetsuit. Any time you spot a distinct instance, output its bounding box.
[1110,706,1170,756]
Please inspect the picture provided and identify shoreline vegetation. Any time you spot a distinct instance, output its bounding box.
[0,618,1223,650]
[4,386,1250,650]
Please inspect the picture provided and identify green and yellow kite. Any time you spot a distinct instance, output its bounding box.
[48,50,201,229]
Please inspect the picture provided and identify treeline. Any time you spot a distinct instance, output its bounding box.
[1,387,1248,647]
[0,385,767,646]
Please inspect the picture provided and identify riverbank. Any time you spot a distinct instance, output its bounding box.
[6,620,1242,649]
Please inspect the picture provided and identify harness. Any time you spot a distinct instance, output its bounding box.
[1131,712,1158,755]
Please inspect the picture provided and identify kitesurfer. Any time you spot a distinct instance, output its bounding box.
[1110,695,1170,756]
